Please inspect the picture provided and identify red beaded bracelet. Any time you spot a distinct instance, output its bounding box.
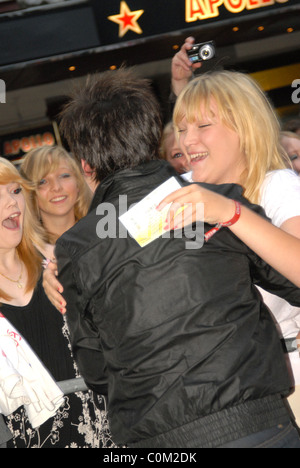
[204,201,242,242]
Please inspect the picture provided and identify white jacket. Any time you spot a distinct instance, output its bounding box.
[0,312,64,428]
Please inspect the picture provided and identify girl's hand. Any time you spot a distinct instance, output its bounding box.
[157,184,236,230]
[42,258,66,314]
[171,37,202,96]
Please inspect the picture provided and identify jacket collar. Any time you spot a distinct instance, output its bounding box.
[89,161,178,212]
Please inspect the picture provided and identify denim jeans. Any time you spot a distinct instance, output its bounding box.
[219,422,300,448]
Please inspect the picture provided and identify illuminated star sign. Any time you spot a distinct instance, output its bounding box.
[108,1,144,38]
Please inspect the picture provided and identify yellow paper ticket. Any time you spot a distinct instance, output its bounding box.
[119,177,183,247]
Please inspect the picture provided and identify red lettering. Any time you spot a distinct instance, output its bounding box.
[42,132,55,146]
[11,140,20,155]
[192,0,206,15]
[224,0,245,12]
[206,0,223,15]
[29,135,37,149]
[35,134,43,146]
[3,131,55,156]
[3,142,12,156]
[186,0,206,20]
[21,137,31,153]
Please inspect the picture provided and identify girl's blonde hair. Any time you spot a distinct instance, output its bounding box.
[20,145,92,244]
[160,121,175,160]
[281,131,300,142]
[0,157,46,301]
[174,70,288,204]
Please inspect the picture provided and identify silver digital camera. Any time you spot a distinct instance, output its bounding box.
[187,41,216,64]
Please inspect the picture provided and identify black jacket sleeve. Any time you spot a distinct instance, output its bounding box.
[198,181,300,307]
[248,249,300,307]
[55,242,108,396]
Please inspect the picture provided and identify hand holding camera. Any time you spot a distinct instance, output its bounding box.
[187,41,216,63]
[171,37,216,97]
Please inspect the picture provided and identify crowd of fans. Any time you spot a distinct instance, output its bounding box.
[0,37,300,449]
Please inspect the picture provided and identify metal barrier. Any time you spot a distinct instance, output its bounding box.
[57,377,88,395]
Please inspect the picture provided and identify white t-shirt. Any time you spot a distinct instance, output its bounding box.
[260,170,300,385]
[182,169,300,383]
[260,169,300,227]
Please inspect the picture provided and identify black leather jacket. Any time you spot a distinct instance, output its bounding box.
[56,161,300,447]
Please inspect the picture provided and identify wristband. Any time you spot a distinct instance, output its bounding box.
[204,201,241,242]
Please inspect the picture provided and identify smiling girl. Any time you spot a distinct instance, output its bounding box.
[20,145,92,244]
[0,158,47,305]
[0,157,114,448]
[281,131,300,175]
[158,66,300,427]
[160,122,190,175]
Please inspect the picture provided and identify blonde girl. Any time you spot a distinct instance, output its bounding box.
[0,157,48,303]
[21,145,92,244]
[160,122,190,175]
[281,131,300,174]
[0,157,114,448]
[159,70,300,282]
[158,68,300,425]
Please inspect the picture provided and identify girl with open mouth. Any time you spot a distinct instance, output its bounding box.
[0,157,114,448]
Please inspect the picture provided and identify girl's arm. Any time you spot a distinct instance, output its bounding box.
[230,206,300,288]
[43,259,66,314]
[171,37,202,97]
[157,184,300,288]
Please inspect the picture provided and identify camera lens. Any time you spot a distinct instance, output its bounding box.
[199,44,215,61]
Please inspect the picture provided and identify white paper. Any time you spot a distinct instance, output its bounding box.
[119,177,183,247]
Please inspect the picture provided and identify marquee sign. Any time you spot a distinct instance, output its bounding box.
[186,0,289,22]
[108,2,144,37]
[1,125,57,164]
[91,0,295,43]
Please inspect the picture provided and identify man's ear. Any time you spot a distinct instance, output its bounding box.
[81,159,99,192]
[81,159,94,176]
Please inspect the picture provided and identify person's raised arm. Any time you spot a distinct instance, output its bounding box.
[55,243,108,395]
[171,37,202,97]
[229,206,300,288]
